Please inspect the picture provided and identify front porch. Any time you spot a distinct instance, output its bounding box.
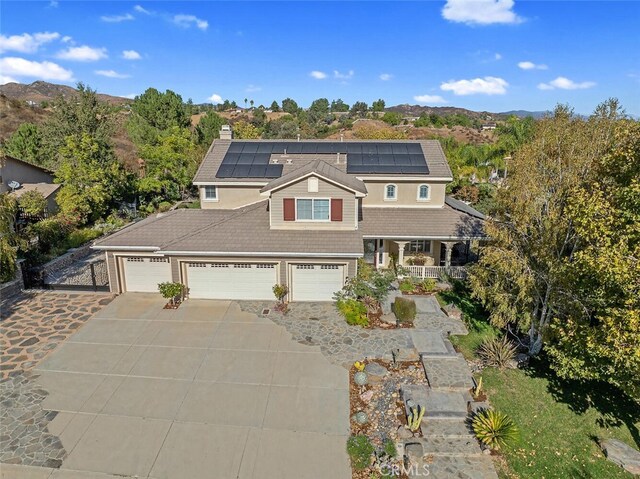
[363,238,476,279]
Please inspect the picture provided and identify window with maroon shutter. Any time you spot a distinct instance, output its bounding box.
[283,198,295,221]
[330,198,343,221]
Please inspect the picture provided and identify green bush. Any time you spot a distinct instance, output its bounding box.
[420,278,437,292]
[272,283,288,302]
[26,216,75,253]
[382,438,397,458]
[66,228,102,249]
[346,435,374,470]
[472,409,518,450]
[479,336,518,368]
[337,299,368,327]
[18,190,47,215]
[394,296,416,324]
[399,278,416,293]
[158,282,184,305]
[157,201,172,212]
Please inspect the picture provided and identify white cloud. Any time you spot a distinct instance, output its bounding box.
[309,70,327,80]
[56,45,107,62]
[172,14,208,31]
[442,0,523,25]
[101,13,135,23]
[538,76,596,90]
[379,73,393,81]
[61,36,73,43]
[0,75,19,85]
[414,94,448,104]
[0,57,73,81]
[245,84,261,93]
[518,61,548,70]
[333,69,354,80]
[495,53,502,60]
[134,5,151,14]
[0,32,60,54]
[207,93,223,104]
[441,76,509,95]
[122,50,142,60]
[48,1,58,8]
[95,69,130,79]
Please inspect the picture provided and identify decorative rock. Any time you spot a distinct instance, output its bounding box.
[397,425,414,440]
[354,371,368,386]
[380,313,397,325]
[392,347,420,363]
[469,401,490,415]
[353,411,369,425]
[443,304,462,320]
[516,353,530,367]
[364,362,389,383]
[360,390,374,403]
[404,442,424,460]
[601,439,640,475]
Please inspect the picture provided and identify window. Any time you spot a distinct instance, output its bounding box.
[203,185,217,200]
[417,184,430,200]
[308,177,319,192]
[296,198,330,221]
[384,184,397,200]
[404,240,431,254]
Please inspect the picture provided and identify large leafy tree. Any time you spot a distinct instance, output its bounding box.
[469,100,640,395]
[3,123,42,165]
[130,88,190,131]
[195,111,224,146]
[55,133,129,223]
[281,98,299,115]
[0,193,20,282]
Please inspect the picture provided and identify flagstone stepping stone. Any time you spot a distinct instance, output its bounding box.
[422,355,475,390]
[601,439,640,475]
[401,385,468,419]
[405,435,482,456]
[421,418,474,438]
[407,455,499,479]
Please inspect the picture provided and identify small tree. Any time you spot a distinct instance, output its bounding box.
[273,283,288,304]
[158,282,184,306]
[18,190,47,216]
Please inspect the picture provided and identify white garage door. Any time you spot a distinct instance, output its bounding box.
[291,264,345,301]
[186,262,277,300]
[122,257,172,293]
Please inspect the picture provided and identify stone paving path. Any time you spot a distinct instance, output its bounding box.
[1,292,114,379]
[0,291,114,469]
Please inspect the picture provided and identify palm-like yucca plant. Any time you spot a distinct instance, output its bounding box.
[472,409,518,450]
[478,336,518,368]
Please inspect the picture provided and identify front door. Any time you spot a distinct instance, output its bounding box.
[363,239,376,265]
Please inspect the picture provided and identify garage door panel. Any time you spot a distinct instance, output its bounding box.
[291,264,344,302]
[186,263,277,300]
[123,257,172,293]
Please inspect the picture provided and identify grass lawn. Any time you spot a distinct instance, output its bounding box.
[437,282,500,359]
[482,361,640,479]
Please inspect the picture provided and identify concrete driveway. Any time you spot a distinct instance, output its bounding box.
[15,294,350,479]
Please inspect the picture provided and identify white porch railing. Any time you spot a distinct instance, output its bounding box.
[405,265,468,280]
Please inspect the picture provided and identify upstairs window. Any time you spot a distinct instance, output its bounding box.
[404,240,431,254]
[204,185,217,200]
[384,184,397,200]
[418,184,430,200]
[296,198,330,221]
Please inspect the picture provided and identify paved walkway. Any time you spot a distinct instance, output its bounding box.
[2,294,350,479]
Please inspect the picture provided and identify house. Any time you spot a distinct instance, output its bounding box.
[0,155,60,213]
[93,129,485,301]
[481,122,497,130]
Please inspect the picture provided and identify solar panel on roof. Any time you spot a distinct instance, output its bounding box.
[378,154,395,166]
[283,143,301,154]
[253,153,271,164]
[257,143,273,153]
[409,154,425,166]
[232,165,251,177]
[392,144,408,154]
[248,165,267,177]
[394,155,412,166]
[241,143,259,153]
[401,165,429,174]
[237,154,255,165]
[265,164,284,177]
[227,143,244,153]
[301,143,317,154]
[346,144,362,154]
[216,165,235,177]
[224,153,240,164]
[407,143,422,153]
[348,154,363,165]
[377,144,393,154]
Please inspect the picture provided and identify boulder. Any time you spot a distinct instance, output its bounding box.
[397,425,414,440]
[404,442,424,461]
[443,304,462,320]
[601,439,640,475]
[364,362,389,383]
[380,313,397,325]
[392,347,420,363]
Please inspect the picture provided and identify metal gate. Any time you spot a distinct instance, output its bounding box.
[23,260,110,292]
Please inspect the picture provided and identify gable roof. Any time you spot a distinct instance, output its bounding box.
[10,183,60,199]
[1,155,54,175]
[259,160,367,195]
[444,196,486,220]
[193,139,453,184]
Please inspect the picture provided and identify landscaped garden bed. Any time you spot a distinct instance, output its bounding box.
[347,358,428,478]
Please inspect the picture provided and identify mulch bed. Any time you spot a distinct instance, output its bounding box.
[162,299,183,309]
[364,306,414,330]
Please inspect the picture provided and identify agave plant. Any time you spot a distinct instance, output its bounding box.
[472,409,518,450]
[478,336,518,368]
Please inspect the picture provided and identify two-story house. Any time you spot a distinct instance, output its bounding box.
[93,131,485,301]
[1,155,60,213]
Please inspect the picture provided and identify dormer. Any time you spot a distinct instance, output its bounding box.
[260,160,367,231]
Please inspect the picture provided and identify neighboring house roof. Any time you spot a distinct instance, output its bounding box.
[359,202,486,240]
[94,201,364,256]
[259,160,367,195]
[193,139,453,184]
[444,196,486,220]
[1,155,54,175]
[10,183,60,199]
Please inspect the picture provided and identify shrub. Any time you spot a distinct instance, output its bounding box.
[346,435,374,470]
[26,216,75,253]
[337,299,368,327]
[18,190,47,216]
[272,283,288,302]
[394,296,416,324]
[334,259,395,303]
[420,278,437,292]
[158,282,184,305]
[382,438,397,458]
[472,409,518,450]
[157,201,172,212]
[478,336,518,368]
[66,228,102,249]
[399,278,416,293]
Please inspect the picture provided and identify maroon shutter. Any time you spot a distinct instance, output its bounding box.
[283,198,295,221]
[331,198,343,221]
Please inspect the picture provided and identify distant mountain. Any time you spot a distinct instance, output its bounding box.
[498,110,550,119]
[0,81,130,106]
[386,104,497,120]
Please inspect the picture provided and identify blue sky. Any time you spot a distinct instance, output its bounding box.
[1,1,639,115]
